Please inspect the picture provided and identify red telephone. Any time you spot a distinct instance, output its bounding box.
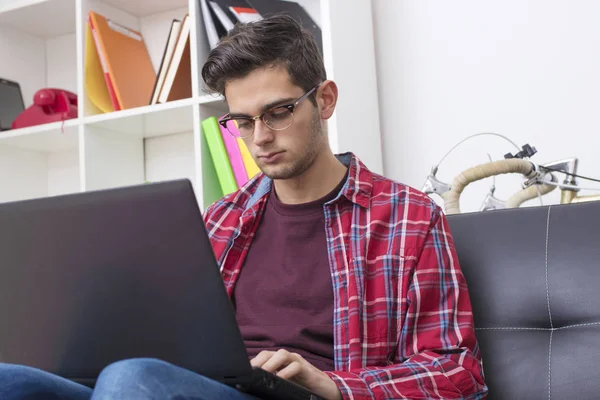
[12,88,78,129]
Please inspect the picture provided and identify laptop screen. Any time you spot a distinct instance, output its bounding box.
[0,79,25,131]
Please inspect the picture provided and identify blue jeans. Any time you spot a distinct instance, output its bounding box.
[0,358,260,400]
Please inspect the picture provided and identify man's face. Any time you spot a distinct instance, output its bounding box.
[224,65,324,180]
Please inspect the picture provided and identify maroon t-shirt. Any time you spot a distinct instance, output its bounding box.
[234,175,347,372]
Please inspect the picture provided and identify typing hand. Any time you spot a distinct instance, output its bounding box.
[251,349,342,400]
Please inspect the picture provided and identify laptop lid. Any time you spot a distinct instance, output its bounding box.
[0,78,25,131]
[0,180,252,384]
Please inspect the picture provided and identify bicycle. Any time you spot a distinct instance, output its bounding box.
[421,133,600,215]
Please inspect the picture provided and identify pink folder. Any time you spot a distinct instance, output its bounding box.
[218,121,249,188]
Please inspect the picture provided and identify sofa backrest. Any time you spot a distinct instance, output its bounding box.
[447,202,600,399]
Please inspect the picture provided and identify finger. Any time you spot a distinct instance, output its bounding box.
[276,361,303,380]
[250,351,276,368]
[261,349,294,373]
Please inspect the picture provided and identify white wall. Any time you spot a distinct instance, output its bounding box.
[46,34,77,93]
[373,0,600,213]
[0,24,46,106]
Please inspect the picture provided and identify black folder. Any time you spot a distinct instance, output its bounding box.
[246,0,323,54]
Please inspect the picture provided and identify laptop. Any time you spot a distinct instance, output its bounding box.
[0,78,25,131]
[0,180,323,400]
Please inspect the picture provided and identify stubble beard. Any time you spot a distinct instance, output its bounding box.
[261,109,324,180]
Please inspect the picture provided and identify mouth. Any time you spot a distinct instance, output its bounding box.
[258,151,285,164]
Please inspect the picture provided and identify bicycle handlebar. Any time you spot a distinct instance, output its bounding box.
[441,158,539,214]
[505,176,556,208]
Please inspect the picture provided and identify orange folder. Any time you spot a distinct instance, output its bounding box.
[88,11,156,111]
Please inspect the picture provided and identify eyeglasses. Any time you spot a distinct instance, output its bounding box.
[218,84,320,139]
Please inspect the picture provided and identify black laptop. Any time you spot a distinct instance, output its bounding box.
[0,78,25,131]
[0,180,323,400]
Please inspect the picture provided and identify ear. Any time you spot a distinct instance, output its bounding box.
[316,80,338,120]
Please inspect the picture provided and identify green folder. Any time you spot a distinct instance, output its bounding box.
[201,116,238,208]
[201,124,223,210]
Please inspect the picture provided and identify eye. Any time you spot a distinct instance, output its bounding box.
[267,107,291,120]
[236,119,253,129]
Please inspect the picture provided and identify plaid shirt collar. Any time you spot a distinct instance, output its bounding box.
[243,152,373,212]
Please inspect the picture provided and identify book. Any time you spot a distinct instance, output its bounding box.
[218,120,249,188]
[236,138,260,179]
[88,11,156,110]
[150,19,182,105]
[201,116,238,196]
[157,14,192,104]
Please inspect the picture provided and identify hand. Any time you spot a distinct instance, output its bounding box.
[251,349,342,400]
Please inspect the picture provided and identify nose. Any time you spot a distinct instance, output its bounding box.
[252,119,275,147]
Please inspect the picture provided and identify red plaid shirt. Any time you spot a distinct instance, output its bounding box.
[203,153,488,399]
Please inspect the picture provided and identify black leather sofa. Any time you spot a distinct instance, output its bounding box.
[447,202,600,400]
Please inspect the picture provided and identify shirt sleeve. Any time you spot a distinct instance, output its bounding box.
[325,207,488,399]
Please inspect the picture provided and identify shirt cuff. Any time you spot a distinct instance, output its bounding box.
[324,370,375,400]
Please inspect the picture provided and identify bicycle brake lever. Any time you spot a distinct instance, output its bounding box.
[480,189,506,211]
[421,168,451,195]
[522,175,540,188]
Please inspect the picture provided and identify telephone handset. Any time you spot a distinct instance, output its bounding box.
[12,88,78,129]
[34,88,78,114]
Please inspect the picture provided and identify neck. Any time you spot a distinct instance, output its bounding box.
[273,150,347,205]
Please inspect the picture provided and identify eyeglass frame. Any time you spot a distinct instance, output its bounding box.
[218,83,321,138]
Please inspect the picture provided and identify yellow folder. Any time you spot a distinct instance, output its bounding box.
[85,20,114,113]
[236,138,261,179]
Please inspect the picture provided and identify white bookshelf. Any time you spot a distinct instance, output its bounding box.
[0,0,381,209]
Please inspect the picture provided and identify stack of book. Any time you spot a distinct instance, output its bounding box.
[201,116,261,208]
[150,15,192,106]
[85,11,192,114]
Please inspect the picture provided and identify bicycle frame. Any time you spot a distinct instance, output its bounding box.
[561,190,600,204]
[542,157,600,204]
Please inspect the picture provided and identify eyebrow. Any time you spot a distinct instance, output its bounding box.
[229,97,296,118]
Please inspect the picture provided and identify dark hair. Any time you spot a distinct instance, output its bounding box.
[201,14,326,104]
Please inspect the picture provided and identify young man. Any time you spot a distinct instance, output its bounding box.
[0,14,487,400]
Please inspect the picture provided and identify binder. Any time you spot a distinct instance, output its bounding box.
[228,5,261,23]
[88,11,156,111]
[210,0,260,25]
[246,0,322,53]
[200,0,227,49]
[209,1,235,31]
[201,124,225,209]
[200,0,260,49]
[218,121,249,188]
[201,116,238,196]
[236,138,260,179]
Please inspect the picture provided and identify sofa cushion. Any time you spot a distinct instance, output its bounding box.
[447,202,600,399]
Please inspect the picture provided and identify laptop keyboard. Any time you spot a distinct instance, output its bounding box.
[241,368,324,400]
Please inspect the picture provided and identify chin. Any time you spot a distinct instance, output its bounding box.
[262,169,294,180]
[261,164,299,180]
